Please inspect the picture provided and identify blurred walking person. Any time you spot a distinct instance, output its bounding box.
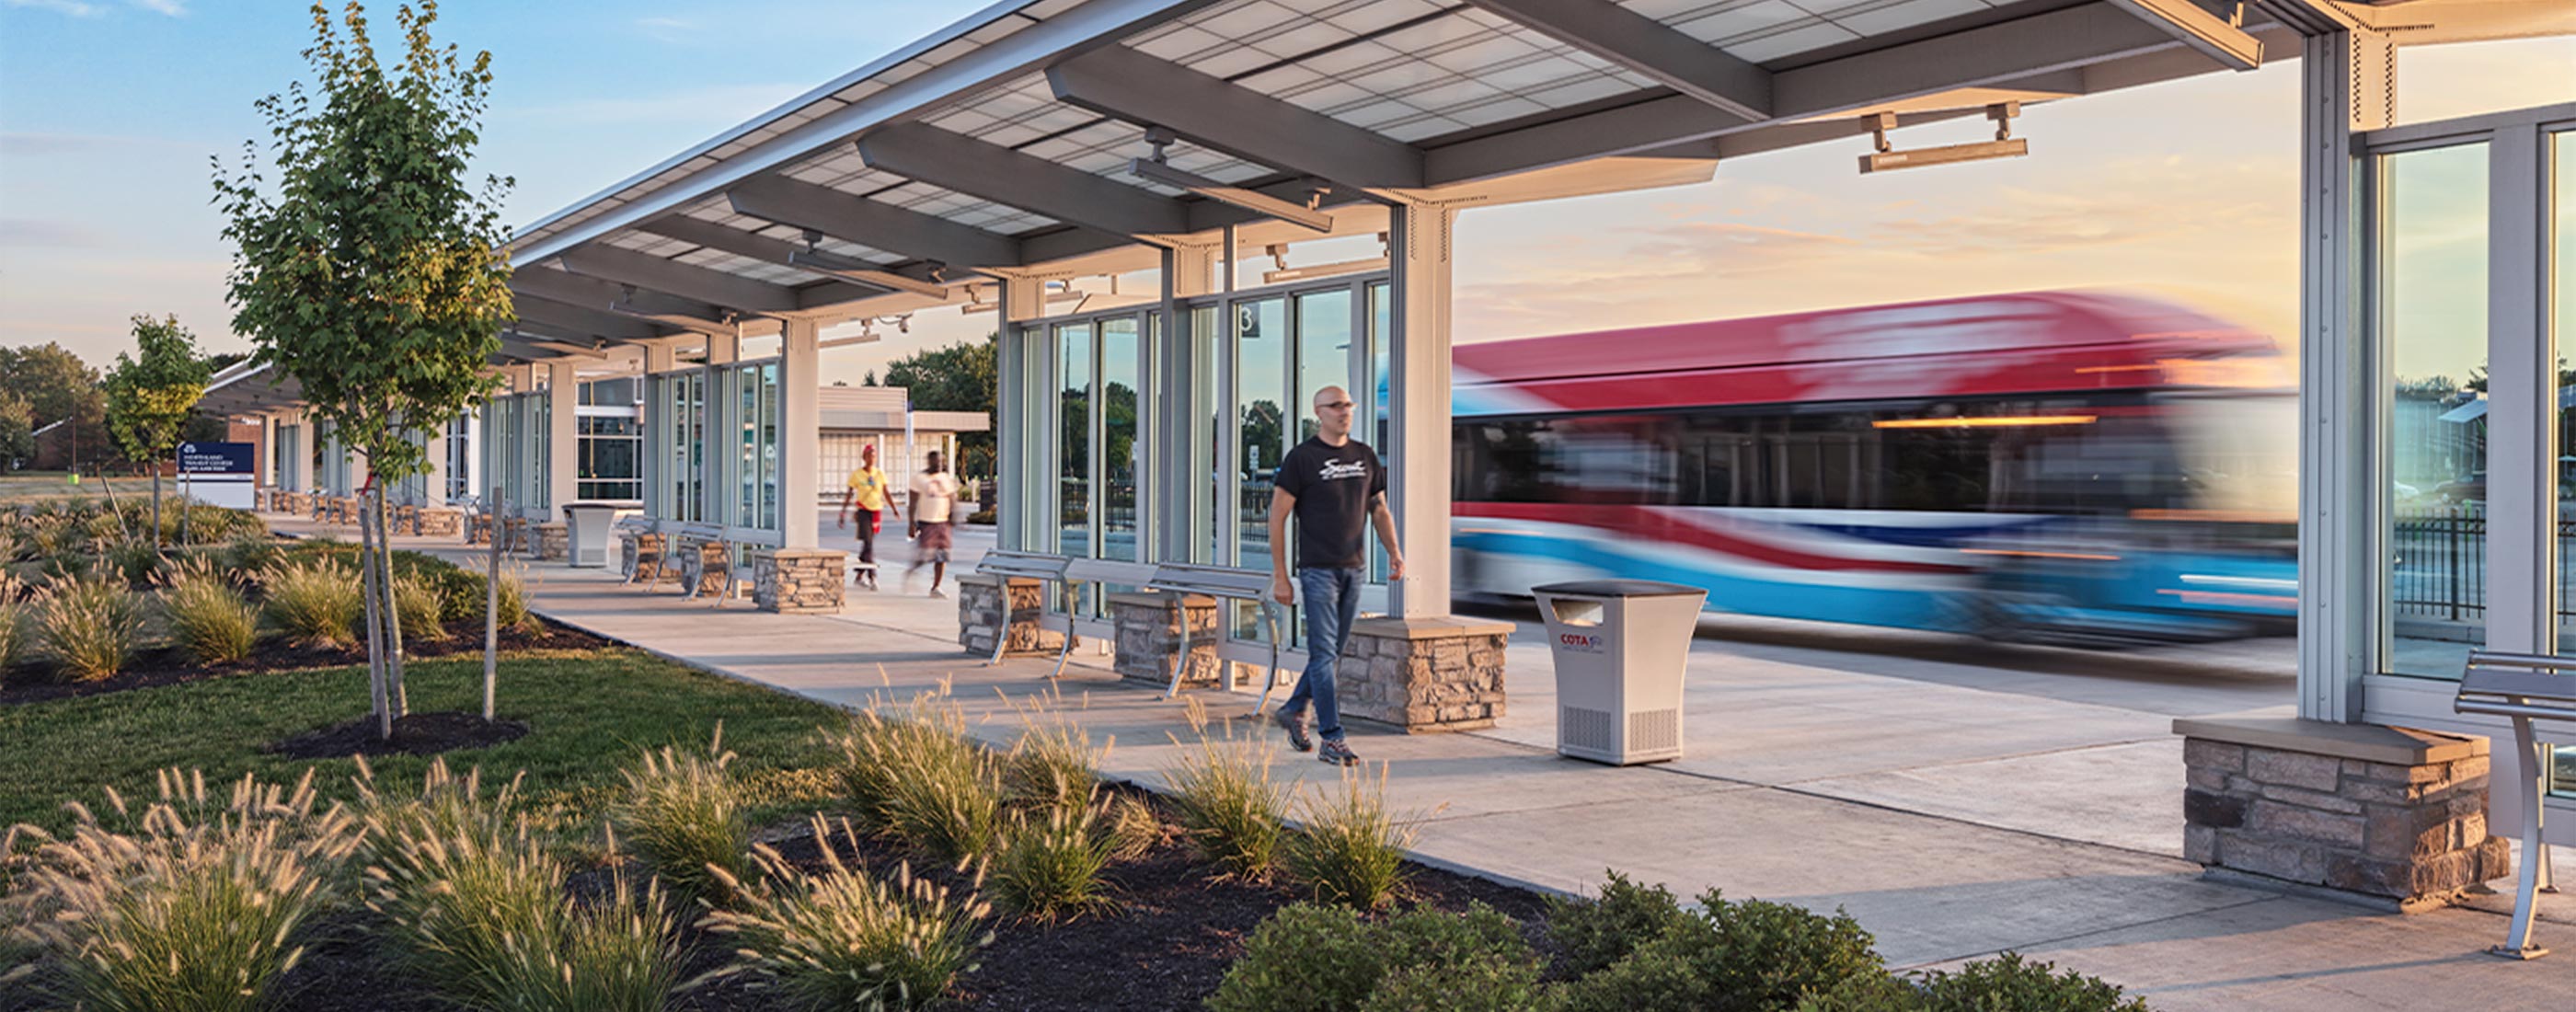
[836,442,895,590]
[907,450,960,597]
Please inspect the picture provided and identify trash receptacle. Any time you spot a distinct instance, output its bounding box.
[1533,580,1708,765]
[561,503,619,569]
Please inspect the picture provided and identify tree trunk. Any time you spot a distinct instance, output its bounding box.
[151,469,162,550]
[359,489,391,741]
[375,486,408,717]
[484,488,502,722]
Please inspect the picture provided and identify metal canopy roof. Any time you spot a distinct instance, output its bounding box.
[498,0,2573,361]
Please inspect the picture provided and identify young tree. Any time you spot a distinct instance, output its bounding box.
[882,336,997,477]
[0,343,107,470]
[102,315,213,468]
[214,1,513,738]
[0,395,32,470]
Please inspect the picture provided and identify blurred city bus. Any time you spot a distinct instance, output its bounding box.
[1448,291,2297,645]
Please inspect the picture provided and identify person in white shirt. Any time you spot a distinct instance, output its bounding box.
[907,450,961,597]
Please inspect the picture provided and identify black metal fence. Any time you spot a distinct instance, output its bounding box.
[2390,507,2485,621]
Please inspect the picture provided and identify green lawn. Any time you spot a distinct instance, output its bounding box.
[0,471,137,504]
[0,648,849,837]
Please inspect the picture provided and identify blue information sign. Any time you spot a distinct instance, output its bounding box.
[178,442,256,476]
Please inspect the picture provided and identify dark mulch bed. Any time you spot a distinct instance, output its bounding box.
[269,709,534,760]
[0,616,611,707]
[45,787,1551,1012]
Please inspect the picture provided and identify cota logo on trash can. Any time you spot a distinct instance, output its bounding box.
[1558,632,1606,652]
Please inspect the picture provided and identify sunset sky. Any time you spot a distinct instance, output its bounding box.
[2,2,2570,388]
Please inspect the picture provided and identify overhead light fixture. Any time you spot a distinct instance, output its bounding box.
[958,282,1091,316]
[1263,257,1390,285]
[1859,103,2028,174]
[790,232,950,298]
[1127,126,1333,234]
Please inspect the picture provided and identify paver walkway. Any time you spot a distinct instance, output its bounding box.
[279,512,2576,1010]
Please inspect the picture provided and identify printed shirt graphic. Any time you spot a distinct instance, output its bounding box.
[911,472,960,523]
[845,466,889,511]
[1275,436,1386,570]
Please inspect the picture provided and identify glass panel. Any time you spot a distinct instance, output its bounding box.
[1297,289,1353,444]
[2381,142,2490,679]
[1103,316,1141,563]
[1191,306,1220,564]
[1059,322,1093,563]
[2552,130,2575,799]
[761,362,781,530]
[1369,283,1392,582]
[576,415,642,501]
[1236,298,1289,642]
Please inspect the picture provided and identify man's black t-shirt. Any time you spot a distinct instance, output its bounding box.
[1275,436,1387,570]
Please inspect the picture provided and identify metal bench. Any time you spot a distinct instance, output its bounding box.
[1144,563,1284,710]
[615,516,664,586]
[2455,650,2573,960]
[974,551,1073,665]
[672,523,742,605]
[1048,558,1159,680]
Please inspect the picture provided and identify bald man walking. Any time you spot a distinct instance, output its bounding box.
[1268,384,1405,766]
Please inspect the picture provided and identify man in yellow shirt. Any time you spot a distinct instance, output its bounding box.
[837,443,897,590]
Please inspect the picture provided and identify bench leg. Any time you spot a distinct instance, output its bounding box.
[1251,601,1284,716]
[1164,599,1189,700]
[1049,583,1081,681]
[2494,718,2552,960]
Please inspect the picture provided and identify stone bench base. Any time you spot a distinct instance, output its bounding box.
[415,507,462,538]
[753,548,846,614]
[957,574,1066,657]
[2177,713,2510,912]
[1110,591,1227,691]
[534,522,568,562]
[1338,616,1510,733]
[619,531,666,582]
[673,540,736,598]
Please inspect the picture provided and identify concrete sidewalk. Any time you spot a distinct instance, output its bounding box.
[272,513,2576,1009]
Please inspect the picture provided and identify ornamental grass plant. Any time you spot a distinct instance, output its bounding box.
[607,732,753,908]
[1161,697,1289,880]
[394,574,449,642]
[835,692,1009,864]
[35,574,147,682]
[698,815,993,1011]
[160,559,260,665]
[1283,764,1419,911]
[6,768,365,1012]
[990,799,1116,924]
[1003,714,1106,820]
[262,557,359,648]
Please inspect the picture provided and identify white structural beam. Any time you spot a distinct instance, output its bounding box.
[513,295,664,341]
[1427,2,2191,184]
[2108,0,2264,70]
[558,245,801,314]
[2294,27,2393,725]
[544,358,579,519]
[1386,201,1456,617]
[728,175,1023,270]
[856,123,1190,237]
[1044,46,1427,189]
[514,268,719,321]
[638,215,951,299]
[1462,0,1769,120]
[781,317,822,548]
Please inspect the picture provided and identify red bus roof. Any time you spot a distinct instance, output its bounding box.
[1454,290,2274,385]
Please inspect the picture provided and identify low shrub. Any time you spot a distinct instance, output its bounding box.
[702,815,993,1011]
[101,536,162,588]
[36,574,146,682]
[608,734,753,907]
[1558,888,1891,1012]
[1211,902,1536,1012]
[1547,869,1696,978]
[392,550,484,620]
[1360,955,1555,1012]
[161,561,260,665]
[1909,952,2149,1012]
[991,801,1115,923]
[262,558,359,648]
[10,768,365,1012]
[1284,765,1415,910]
[1162,703,1288,880]
[393,575,449,642]
[220,533,281,576]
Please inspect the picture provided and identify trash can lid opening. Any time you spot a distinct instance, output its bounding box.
[1531,580,1708,598]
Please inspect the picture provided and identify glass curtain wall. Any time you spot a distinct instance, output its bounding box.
[2378,143,2490,678]
[647,372,707,523]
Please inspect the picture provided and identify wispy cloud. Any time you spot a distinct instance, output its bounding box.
[4,0,108,17]
[0,219,109,248]
[129,0,183,15]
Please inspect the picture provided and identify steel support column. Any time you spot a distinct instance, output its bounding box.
[2296,28,2393,723]
[1387,202,1456,617]
[545,358,580,519]
[782,318,822,548]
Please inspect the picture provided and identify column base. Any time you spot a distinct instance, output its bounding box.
[2177,713,2513,912]
[753,548,846,614]
[957,574,1065,657]
[1110,591,1225,691]
[534,522,568,562]
[1339,615,1510,733]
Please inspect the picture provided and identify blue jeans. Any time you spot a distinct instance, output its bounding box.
[1283,567,1363,742]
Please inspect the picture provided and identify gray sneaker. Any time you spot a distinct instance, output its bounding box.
[1272,709,1313,752]
[1318,739,1359,767]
